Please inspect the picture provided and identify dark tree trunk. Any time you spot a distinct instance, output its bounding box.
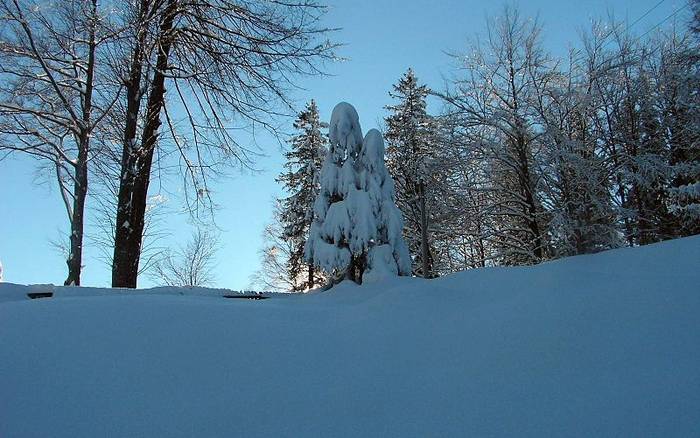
[345,252,367,284]
[308,264,315,289]
[474,204,486,268]
[515,136,543,262]
[419,180,431,278]
[346,255,357,283]
[112,0,177,288]
[111,2,147,288]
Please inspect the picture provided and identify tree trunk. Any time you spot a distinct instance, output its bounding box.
[344,256,354,283]
[111,6,146,288]
[515,137,543,262]
[419,180,431,278]
[345,252,366,284]
[64,0,97,286]
[308,263,315,289]
[64,153,88,286]
[112,0,177,288]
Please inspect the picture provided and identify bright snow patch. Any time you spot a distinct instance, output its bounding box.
[1,236,699,437]
[329,101,363,153]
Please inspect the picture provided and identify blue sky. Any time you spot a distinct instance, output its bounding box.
[0,0,686,288]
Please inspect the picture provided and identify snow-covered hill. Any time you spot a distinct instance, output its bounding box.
[1,236,699,437]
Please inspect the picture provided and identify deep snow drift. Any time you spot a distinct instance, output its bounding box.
[1,236,699,437]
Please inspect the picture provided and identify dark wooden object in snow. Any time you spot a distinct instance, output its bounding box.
[27,292,53,299]
[223,295,268,300]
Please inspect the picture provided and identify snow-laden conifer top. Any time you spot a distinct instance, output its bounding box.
[329,102,363,154]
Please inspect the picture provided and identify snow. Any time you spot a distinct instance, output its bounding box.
[307,104,410,282]
[306,102,378,278]
[0,284,258,304]
[329,101,363,155]
[361,128,385,174]
[2,237,699,437]
[360,128,412,277]
[321,201,352,243]
[363,244,398,283]
[305,236,351,274]
[345,186,377,253]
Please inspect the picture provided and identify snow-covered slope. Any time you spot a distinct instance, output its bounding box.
[1,236,699,437]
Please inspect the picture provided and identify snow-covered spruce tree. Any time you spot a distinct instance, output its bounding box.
[360,129,412,281]
[305,102,410,286]
[385,68,437,277]
[277,100,328,290]
[304,102,366,284]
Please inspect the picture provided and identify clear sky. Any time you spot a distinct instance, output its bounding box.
[0,0,688,288]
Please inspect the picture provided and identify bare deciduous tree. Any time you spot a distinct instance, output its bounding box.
[434,7,699,272]
[150,228,218,287]
[249,201,298,292]
[440,6,553,265]
[110,0,337,288]
[0,0,121,285]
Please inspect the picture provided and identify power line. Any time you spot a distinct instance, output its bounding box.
[627,0,668,31]
[593,0,669,46]
[589,1,690,72]
[638,3,690,39]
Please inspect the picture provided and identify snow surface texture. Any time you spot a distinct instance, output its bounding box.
[1,236,700,437]
[0,284,264,305]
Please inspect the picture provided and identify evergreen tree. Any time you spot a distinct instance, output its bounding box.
[385,68,437,277]
[304,102,367,285]
[277,100,327,290]
[360,129,412,281]
[305,102,411,286]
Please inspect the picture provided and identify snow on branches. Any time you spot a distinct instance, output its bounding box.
[305,103,410,286]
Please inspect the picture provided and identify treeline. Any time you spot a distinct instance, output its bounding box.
[257,4,700,290]
[427,6,700,273]
[0,0,334,287]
